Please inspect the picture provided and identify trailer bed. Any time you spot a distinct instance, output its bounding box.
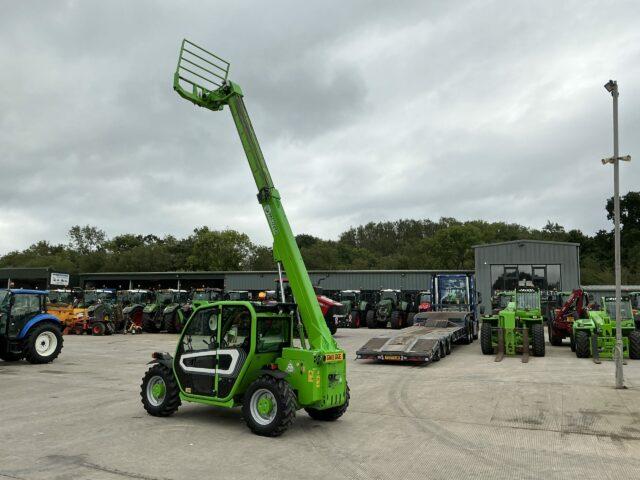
[356,312,469,363]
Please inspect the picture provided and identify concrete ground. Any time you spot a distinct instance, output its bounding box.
[1,329,640,480]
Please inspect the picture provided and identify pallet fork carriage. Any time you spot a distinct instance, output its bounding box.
[139,40,348,437]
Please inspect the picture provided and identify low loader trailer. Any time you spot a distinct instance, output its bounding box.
[356,311,473,363]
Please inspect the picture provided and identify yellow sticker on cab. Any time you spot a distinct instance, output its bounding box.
[324,352,344,363]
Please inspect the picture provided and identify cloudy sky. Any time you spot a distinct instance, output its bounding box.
[1,0,639,253]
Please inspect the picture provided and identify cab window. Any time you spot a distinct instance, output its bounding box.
[182,308,218,352]
[257,317,290,353]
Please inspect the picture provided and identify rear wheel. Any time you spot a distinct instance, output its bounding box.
[243,376,296,437]
[140,364,181,417]
[629,331,640,360]
[24,324,63,364]
[350,311,360,328]
[366,310,376,329]
[480,323,494,355]
[531,323,545,357]
[548,322,563,346]
[390,311,404,329]
[142,312,159,333]
[575,331,591,358]
[306,385,349,421]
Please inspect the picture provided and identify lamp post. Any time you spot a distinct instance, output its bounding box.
[602,79,631,389]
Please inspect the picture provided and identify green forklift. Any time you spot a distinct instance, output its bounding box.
[139,40,349,437]
[480,286,545,362]
[572,296,640,362]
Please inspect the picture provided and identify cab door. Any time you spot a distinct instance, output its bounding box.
[9,294,42,338]
[175,304,253,400]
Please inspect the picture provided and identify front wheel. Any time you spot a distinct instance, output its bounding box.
[575,331,591,358]
[242,376,297,437]
[366,310,376,329]
[629,330,640,360]
[548,322,563,346]
[140,364,181,417]
[350,311,361,328]
[390,311,404,329]
[91,322,106,336]
[480,323,494,355]
[24,324,63,364]
[531,323,545,357]
[142,312,159,333]
[0,342,23,362]
[305,385,349,421]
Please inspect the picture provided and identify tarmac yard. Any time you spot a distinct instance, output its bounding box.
[2,329,640,480]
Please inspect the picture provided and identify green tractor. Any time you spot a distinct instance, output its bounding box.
[142,289,190,333]
[82,289,122,335]
[225,290,252,301]
[572,296,640,361]
[121,289,155,333]
[480,286,545,362]
[333,290,375,328]
[366,289,411,329]
[190,288,223,309]
[139,41,348,437]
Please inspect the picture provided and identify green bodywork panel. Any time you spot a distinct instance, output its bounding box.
[573,297,635,359]
[173,40,346,410]
[482,288,543,355]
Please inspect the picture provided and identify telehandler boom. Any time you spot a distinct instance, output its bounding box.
[139,40,348,436]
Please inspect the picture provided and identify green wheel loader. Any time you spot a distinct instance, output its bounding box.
[572,296,640,362]
[140,40,349,437]
[480,287,545,362]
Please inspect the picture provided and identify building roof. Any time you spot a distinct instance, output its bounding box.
[79,269,473,278]
[472,239,580,249]
[582,285,640,291]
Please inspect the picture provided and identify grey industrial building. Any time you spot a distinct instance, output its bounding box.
[78,269,472,293]
[473,240,581,306]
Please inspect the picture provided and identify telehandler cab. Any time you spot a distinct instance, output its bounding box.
[140,40,349,437]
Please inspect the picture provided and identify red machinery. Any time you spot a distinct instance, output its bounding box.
[549,289,589,349]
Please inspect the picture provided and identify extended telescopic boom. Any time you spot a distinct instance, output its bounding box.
[173,39,336,352]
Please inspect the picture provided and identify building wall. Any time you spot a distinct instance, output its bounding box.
[582,285,640,305]
[474,241,581,308]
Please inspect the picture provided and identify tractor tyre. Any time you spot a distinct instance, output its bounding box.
[570,333,576,352]
[140,363,181,417]
[350,311,361,328]
[243,375,297,437]
[142,313,159,333]
[366,310,377,329]
[306,384,349,421]
[407,312,416,327]
[531,324,545,357]
[629,331,640,360]
[460,323,472,345]
[92,322,106,336]
[165,313,177,334]
[24,323,63,364]
[480,323,494,355]
[0,342,23,362]
[326,317,338,335]
[390,311,403,329]
[575,331,591,358]
[548,322,563,346]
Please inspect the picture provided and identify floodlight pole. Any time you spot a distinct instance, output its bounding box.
[603,80,625,389]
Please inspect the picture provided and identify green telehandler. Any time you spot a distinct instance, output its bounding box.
[139,40,348,437]
[572,296,640,362]
[480,286,545,362]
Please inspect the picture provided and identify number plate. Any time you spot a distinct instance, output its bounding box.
[324,352,344,363]
[383,355,401,361]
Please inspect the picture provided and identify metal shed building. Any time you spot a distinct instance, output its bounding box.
[473,240,581,306]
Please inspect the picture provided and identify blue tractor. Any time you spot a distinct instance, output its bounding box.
[0,289,64,363]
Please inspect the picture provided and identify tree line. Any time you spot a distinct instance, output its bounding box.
[1,192,639,285]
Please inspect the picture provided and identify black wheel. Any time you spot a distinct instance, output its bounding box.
[165,313,177,333]
[390,311,403,329]
[243,376,297,437]
[24,323,63,364]
[548,322,563,346]
[0,342,23,362]
[326,316,337,335]
[570,333,576,352]
[142,312,159,333]
[480,323,494,355]
[350,311,361,328]
[629,331,640,360]
[91,322,106,336]
[575,331,591,358]
[305,384,349,421]
[366,310,376,329]
[460,322,472,345]
[531,323,545,357]
[407,312,416,327]
[140,363,181,417]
